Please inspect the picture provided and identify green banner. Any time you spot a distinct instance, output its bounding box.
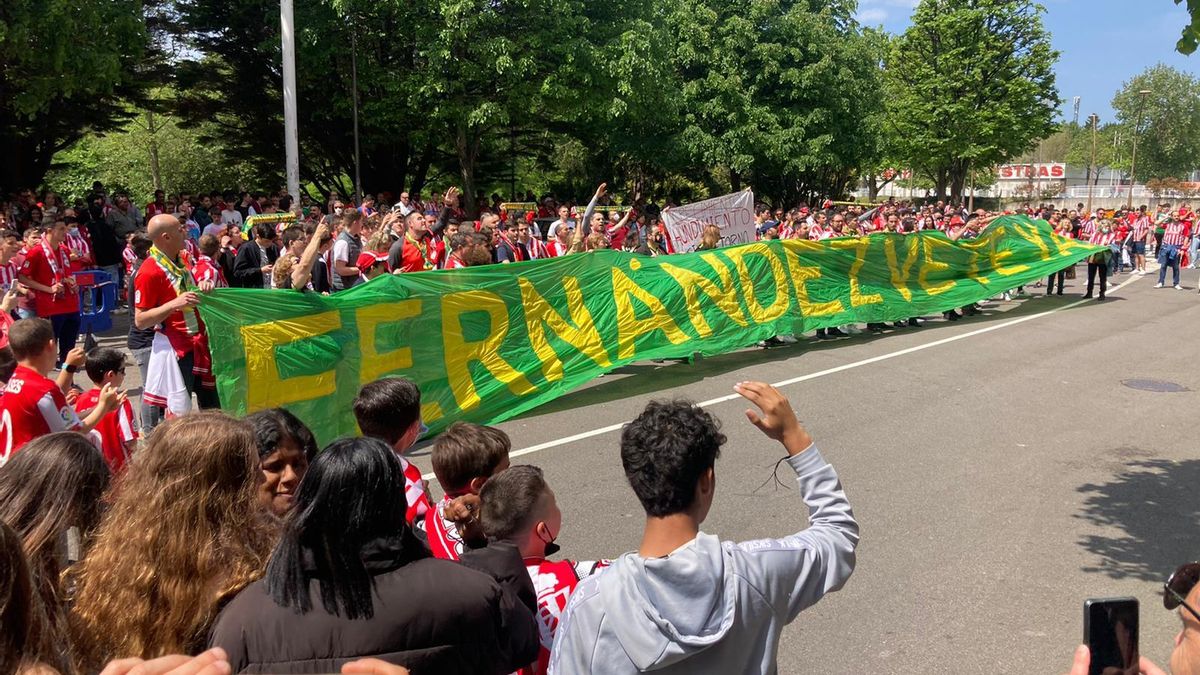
[198,216,1103,443]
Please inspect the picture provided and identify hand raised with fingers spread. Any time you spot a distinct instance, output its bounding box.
[733,381,812,456]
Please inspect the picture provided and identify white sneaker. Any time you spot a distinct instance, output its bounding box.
[1002,292,1012,301]
[1155,283,1164,288]
[1176,285,1184,290]
[776,335,798,344]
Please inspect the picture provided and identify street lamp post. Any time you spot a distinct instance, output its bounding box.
[1126,89,1151,208]
[350,26,362,206]
[1087,113,1099,215]
[281,0,300,203]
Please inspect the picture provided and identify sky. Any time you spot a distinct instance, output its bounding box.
[856,0,1200,123]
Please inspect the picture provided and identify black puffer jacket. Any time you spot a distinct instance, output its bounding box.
[208,534,538,674]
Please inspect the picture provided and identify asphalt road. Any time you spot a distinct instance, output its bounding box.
[106,264,1200,673]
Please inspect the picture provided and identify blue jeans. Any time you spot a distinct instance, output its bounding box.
[131,346,163,435]
[1107,244,1121,276]
[1159,245,1181,286]
[1189,237,1199,268]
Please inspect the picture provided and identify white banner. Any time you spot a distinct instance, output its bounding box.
[661,190,756,253]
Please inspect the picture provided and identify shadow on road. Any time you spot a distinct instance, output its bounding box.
[1076,457,1200,582]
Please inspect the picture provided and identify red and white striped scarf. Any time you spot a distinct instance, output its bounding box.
[424,495,464,561]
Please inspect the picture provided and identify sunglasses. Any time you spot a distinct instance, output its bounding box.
[1165,562,1200,624]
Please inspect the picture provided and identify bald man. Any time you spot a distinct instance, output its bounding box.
[134,214,219,411]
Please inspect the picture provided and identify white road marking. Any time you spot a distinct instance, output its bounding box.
[422,274,1142,478]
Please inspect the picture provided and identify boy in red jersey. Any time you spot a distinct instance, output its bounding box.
[426,422,510,560]
[0,318,120,464]
[353,377,433,528]
[75,346,138,473]
[480,465,608,675]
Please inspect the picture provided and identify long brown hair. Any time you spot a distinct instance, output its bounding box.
[697,224,721,250]
[68,413,276,669]
[0,520,55,675]
[0,432,110,673]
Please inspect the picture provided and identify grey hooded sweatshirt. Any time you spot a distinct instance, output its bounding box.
[548,446,857,674]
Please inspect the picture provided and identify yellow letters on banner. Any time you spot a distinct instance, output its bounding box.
[242,311,341,410]
[612,267,690,360]
[919,238,955,295]
[724,245,791,322]
[830,238,883,307]
[660,255,748,338]
[782,248,845,317]
[1051,231,1081,257]
[884,237,921,302]
[518,276,612,382]
[1011,223,1052,261]
[442,290,537,412]
[356,300,422,383]
[984,226,1030,277]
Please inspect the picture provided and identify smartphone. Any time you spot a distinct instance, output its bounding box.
[1083,597,1138,675]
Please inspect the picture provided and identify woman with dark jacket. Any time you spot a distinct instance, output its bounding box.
[208,436,538,674]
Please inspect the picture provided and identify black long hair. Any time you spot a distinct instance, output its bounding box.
[245,408,318,462]
[264,436,412,620]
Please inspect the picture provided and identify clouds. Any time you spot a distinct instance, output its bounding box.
[855,0,919,27]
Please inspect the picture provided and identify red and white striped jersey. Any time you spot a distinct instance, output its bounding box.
[1132,216,1151,240]
[546,240,573,257]
[122,245,137,275]
[192,255,227,288]
[0,260,18,291]
[1080,219,1097,239]
[1163,221,1188,247]
[1090,231,1117,247]
[525,238,550,260]
[519,557,610,675]
[65,233,92,271]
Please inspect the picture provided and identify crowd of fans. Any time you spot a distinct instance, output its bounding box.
[0,181,1197,674]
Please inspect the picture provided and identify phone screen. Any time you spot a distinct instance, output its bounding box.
[1084,598,1139,675]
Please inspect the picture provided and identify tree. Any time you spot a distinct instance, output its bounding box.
[1176,0,1200,54]
[45,99,260,205]
[663,0,883,204]
[884,0,1059,201]
[1111,65,1200,181]
[0,0,150,193]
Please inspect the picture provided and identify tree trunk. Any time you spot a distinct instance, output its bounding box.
[729,169,742,193]
[456,124,481,218]
[949,159,968,203]
[934,169,949,202]
[146,110,162,192]
[410,140,435,198]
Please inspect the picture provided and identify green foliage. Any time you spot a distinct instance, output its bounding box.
[665,0,882,203]
[0,0,150,192]
[45,103,259,204]
[1110,64,1200,181]
[884,0,1059,200]
[1176,0,1200,54]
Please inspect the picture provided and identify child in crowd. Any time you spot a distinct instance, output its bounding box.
[426,421,511,560]
[480,465,608,675]
[75,347,138,473]
[0,319,120,460]
[353,377,432,526]
[356,251,388,283]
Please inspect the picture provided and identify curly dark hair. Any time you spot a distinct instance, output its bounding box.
[620,400,725,517]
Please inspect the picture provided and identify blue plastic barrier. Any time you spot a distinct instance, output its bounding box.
[74,269,117,335]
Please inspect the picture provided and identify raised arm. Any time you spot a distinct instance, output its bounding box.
[730,382,858,623]
[291,223,328,290]
[580,183,606,237]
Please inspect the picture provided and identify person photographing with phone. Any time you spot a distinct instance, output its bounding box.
[1064,561,1200,675]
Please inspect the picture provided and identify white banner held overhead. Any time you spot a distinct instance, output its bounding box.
[661,189,756,253]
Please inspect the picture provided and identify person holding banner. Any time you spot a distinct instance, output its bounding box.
[135,214,219,414]
[1083,220,1115,301]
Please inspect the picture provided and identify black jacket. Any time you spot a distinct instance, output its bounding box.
[208,535,539,674]
[232,241,279,288]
